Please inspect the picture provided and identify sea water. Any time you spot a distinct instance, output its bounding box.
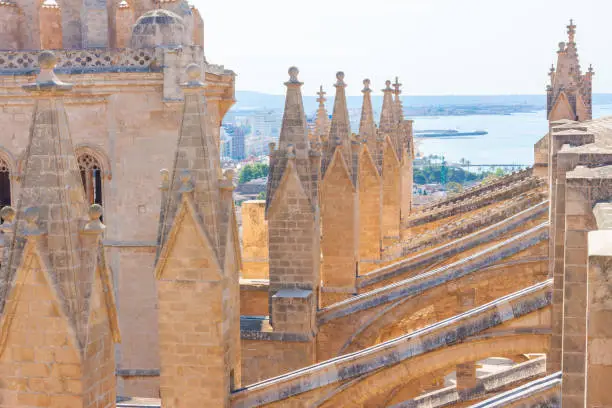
[415,104,612,166]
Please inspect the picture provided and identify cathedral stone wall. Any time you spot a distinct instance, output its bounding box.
[587,225,612,407]
[240,339,315,386]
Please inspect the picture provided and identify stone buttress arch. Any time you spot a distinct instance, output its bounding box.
[318,256,547,360]
[314,333,550,407]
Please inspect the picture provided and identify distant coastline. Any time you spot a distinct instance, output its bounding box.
[405,105,539,117]
[415,129,488,138]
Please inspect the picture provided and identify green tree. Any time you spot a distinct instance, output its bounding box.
[256,191,266,200]
[239,163,270,184]
[414,171,427,185]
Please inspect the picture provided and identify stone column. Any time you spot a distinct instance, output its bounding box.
[561,165,612,405]
[586,203,612,408]
[547,125,593,373]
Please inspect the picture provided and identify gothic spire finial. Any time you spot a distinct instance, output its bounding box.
[567,18,576,43]
[183,63,204,88]
[286,66,302,85]
[317,85,326,105]
[83,204,106,234]
[335,71,346,87]
[23,51,72,93]
[393,77,402,95]
[383,79,393,92]
[362,78,371,93]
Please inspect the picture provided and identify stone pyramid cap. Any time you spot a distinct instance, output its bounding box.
[23,51,72,93]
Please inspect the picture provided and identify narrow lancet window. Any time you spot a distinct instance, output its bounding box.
[78,153,103,205]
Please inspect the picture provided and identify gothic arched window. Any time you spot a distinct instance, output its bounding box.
[0,159,11,208]
[78,153,103,205]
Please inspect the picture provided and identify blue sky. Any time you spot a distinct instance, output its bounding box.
[194,0,610,96]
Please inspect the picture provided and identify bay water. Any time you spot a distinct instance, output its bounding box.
[415,104,612,166]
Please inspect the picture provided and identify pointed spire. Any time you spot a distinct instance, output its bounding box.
[380,79,395,134]
[158,63,222,258]
[393,76,404,122]
[277,66,310,157]
[265,66,314,211]
[567,18,576,44]
[547,20,592,121]
[0,50,92,341]
[359,78,376,145]
[314,85,329,145]
[324,71,352,176]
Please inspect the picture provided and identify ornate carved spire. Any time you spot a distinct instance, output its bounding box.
[265,66,315,211]
[359,78,376,144]
[393,76,404,122]
[0,50,119,360]
[380,79,395,134]
[314,85,329,144]
[547,20,592,122]
[323,71,353,177]
[158,63,223,258]
[567,18,576,44]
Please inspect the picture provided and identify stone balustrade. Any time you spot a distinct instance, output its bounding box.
[0,47,229,76]
[0,48,158,73]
